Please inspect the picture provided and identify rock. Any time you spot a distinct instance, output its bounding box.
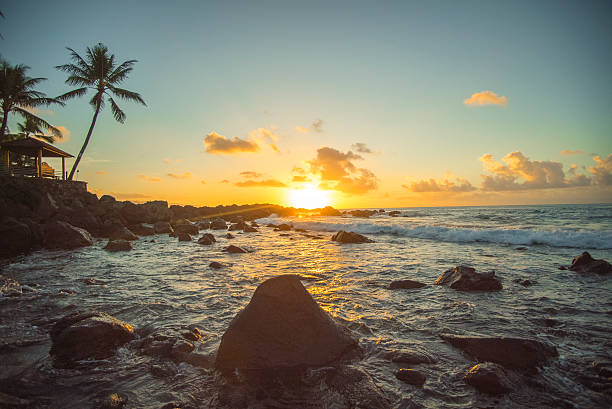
[109,226,138,241]
[0,218,32,258]
[196,220,211,230]
[243,225,258,232]
[215,275,360,372]
[348,209,377,218]
[228,221,248,231]
[394,368,426,386]
[464,362,513,395]
[153,221,174,234]
[568,251,612,274]
[319,206,341,216]
[120,201,148,224]
[331,230,374,244]
[182,328,202,341]
[434,266,502,292]
[197,233,215,245]
[388,211,401,217]
[151,363,176,378]
[514,278,536,287]
[210,218,227,230]
[50,311,135,366]
[104,240,133,252]
[384,349,435,364]
[276,223,292,231]
[440,333,558,369]
[226,233,234,239]
[174,223,199,236]
[129,223,155,236]
[209,261,223,269]
[223,245,247,254]
[99,195,117,205]
[389,280,426,290]
[177,232,192,242]
[42,220,93,250]
[250,221,259,227]
[96,393,127,409]
[142,200,172,222]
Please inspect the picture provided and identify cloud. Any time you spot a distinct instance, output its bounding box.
[307,146,377,194]
[312,119,323,133]
[589,154,612,186]
[295,126,309,133]
[204,131,260,154]
[479,151,593,190]
[139,174,161,182]
[405,177,476,192]
[561,150,586,156]
[234,179,287,188]
[96,170,108,175]
[167,172,192,179]
[220,179,230,184]
[240,171,263,178]
[163,157,182,164]
[82,157,111,164]
[249,127,280,152]
[464,91,507,107]
[201,180,206,184]
[292,166,306,175]
[292,175,311,182]
[352,143,373,154]
[55,126,70,144]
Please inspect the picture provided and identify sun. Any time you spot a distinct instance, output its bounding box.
[288,185,332,209]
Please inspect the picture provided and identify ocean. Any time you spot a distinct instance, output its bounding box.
[1,204,611,408]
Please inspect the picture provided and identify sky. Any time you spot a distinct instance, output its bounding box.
[2,0,611,208]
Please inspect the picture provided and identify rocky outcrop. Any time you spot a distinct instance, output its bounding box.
[440,333,558,369]
[50,311,135,367]
[223,245,248,254]
[215,275,360,372]
[196,220,211,230]
[174,223,199,236]
[141,200,172,222]
[435,266,502,291]
[42,221,93,250]
[389,280,426,290]
[109,226,138,241]
[319,206,341,216]
[104,240,133,252]
[153,221,173,234]
[210,218,227,230]
[567,252,612,274]
[464,362,514,395]
[394,368,426,386]
[347,209,378,218]
[331,230,374,244]
[129,223,155,236]
[0,218,33,258]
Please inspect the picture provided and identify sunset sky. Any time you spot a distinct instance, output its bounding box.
[2,0,611,208]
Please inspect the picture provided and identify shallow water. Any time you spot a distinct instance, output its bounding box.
[1,204,611,408]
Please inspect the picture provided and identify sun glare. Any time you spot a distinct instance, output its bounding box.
[288,185,332,209]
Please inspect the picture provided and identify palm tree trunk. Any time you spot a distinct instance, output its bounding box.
[68,100,101,180]
[0,108,10,142]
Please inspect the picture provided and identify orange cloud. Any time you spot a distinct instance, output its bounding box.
[249,127,280,153]
[55,126,70,144]
[163,157,183,164]
[561,150,586,156]
[96,170,108,175]
[406,177,476,192]
[296,119,324,134]
[139,174,161,182]
[292,175,311,182]
[234,179,287,188]
[167,172,192,180]
[295,126,309,133]
[589,154,612,186]
[352,143,373,154]
[307,146,377,194]
[240,171,263,178]
[204,131,260,154]
[464,91,507,106]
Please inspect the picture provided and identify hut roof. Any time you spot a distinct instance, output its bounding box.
[0,136,74,158]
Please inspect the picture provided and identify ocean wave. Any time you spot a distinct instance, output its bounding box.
[256,216,612,249]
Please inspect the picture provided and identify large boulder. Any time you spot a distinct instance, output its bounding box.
[104,240,133,252]
[153,221,173,234]
[464,362,514,395]
[228,221,248,231]
[0,218,33,258]
[210,218,227,230]
[142,200,172,222]
[435,266,502,291]
[120,201,148,224]
[331,230,374,244]
[215,275,360,372]
[174,223,199,236]
[440,334,558,370]
[50,311,135,367]
[109,226,138,241]
[198,233,216,245]
[177,232,192,242]
[129,223,155,236]
[319,206,341,216]
[42,221,93,250]
[568,252,612,275]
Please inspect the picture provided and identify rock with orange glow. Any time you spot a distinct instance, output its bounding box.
[464,362,514,395]
[435,266,502,292]
[215,275,360,372]
[331,230,374,244]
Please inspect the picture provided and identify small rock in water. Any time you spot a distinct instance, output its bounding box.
[394,368,426,386]
[174,223,198,236]
[435,266,502,292]
[210,218,227,230]
[275,223,292,231]
[150,363,176,378]
[389,280,426,290]
[182,327,202,341]
[331,230,374,243]
[104,239,133,252]
[223,245,247,254]
[109,226,138,241]
[197,233,215,245]
[384,349,436,364]
[95,392,127,409]
[209,261,223,269]
[153,221,173,234]
[177,232,192,242]
[568,251,612,275]
[42,220,93,249]
[226,233,235,239]
[513,278,536,287]
[515,246,528,251]
[464,362,513,395]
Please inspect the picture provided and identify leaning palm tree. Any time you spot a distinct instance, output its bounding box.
[56,43,146,180]
[0,59,63,142]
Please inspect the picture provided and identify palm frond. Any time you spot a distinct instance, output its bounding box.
[90,91,105,109]
[13,107,60,139]
[109,97,126,123]
[56,87,87,101]
[108,85,146,106]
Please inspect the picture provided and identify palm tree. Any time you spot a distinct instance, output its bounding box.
[0,59,63,143]
[56,43,146,180]
[16,116,58,143]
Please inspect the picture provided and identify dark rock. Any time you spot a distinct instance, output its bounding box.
[129,223,155,236]
[384,349,435,365]
[209,261,223,269]
[120,201,148,224]
[95,393,127,409]
[440,333,558,369]
[151,363,176,378]
[197,233,215,245]
[250,221,259,227]
[276,223,292,231]
[104,240,133,252]
[226,233,235,239]
[319,206,341,216]
[243,225,258,232]
[142,200,172,222]
[515,246,528,251]
[182,328,202,341]
[0,218,32,258]
[228,221,248,231]
[42,220,93,250]
[153,221,174,234]
[223,245,247,254]
[196,220,211,230]
[435,266,502,291]
[109,226,138,241]
[177,232,192,242]
[464,362,513,395]
[215,275,361,372]
[331,230,374,244]
[99,195,117,205]
[388,211,401,217]
[50,311,135,366]
[568,251,612,275]
[514,278,536,287]
[395,368,426,386]
[348,209,378,218]
[389,280,426,290]
[210,218,227,230]
[174,223,199,236]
